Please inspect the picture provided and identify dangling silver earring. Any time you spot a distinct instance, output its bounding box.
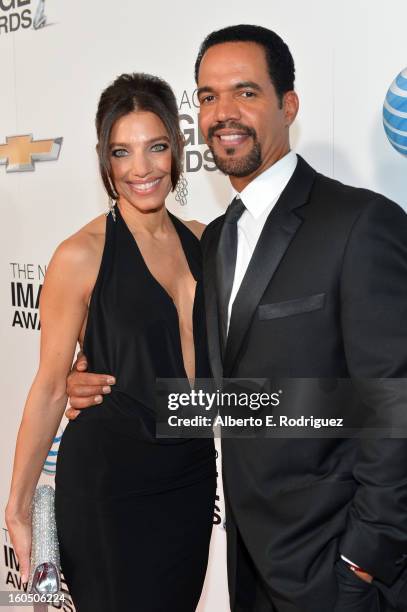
[108,197,117,221]
[106,175,118,221]
[175,174,188,206]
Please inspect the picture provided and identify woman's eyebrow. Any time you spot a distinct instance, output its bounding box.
[109,135,170,148]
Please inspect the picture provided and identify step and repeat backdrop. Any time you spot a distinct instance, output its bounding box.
[0,1,406,610]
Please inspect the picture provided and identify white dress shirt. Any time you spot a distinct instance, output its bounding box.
[227,151,298,332]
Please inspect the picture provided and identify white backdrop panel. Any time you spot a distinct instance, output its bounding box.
[1,1,406,610]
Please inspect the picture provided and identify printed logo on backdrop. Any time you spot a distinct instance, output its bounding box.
[0,134,62,173]
[42,427,64,475]
[383,67,407,156]
[10,262,46,330]
[0,0,54,35]
[2,528,75,610]
[178,89,216,173]
[213,449,223,528]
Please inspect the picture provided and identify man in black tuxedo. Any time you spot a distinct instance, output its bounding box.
[193,25,407,612]
[66,24,407,612]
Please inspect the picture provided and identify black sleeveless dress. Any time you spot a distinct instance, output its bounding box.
[55,207,216,612]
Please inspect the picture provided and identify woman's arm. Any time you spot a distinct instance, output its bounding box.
[5,233,98,582]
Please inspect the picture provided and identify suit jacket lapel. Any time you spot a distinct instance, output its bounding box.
[224,156,317,376]
[202,219,224,383]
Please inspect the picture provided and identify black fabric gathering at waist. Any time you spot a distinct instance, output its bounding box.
[55,391,216,500]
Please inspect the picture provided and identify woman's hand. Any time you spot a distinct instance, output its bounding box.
[5,506,32,585]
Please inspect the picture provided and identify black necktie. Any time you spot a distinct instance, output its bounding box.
[216,196,246,355]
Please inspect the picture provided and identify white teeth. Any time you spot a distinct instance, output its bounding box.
[131,179,160,191]
[219,134,245,142]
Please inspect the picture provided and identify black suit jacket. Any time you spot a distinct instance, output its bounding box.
[201,156,407,612]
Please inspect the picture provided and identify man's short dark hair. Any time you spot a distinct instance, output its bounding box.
[194,24,295,104]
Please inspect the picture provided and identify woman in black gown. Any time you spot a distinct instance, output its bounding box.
[6,73,216,611]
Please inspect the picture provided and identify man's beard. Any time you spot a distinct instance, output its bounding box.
[207,122,262,177]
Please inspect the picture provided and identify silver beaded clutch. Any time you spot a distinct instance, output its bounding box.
[27,485,61,595]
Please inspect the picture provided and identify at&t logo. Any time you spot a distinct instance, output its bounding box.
[43,427,64,475]
[383,67,407,157]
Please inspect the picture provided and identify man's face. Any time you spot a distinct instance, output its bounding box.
[197,41,298,189]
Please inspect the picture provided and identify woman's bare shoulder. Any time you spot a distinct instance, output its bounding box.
[178,219,206,240]
[76,213,108,243]
[48,214,107,275]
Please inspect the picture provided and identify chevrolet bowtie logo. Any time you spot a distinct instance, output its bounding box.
[0,134,63,173]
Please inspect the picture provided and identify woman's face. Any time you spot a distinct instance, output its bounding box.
[109,110,172,213]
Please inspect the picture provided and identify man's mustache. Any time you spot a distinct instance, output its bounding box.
[207,122,257,141]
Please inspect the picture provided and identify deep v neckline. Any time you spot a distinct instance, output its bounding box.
[116,205,198,309]
[116,206,201,381]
